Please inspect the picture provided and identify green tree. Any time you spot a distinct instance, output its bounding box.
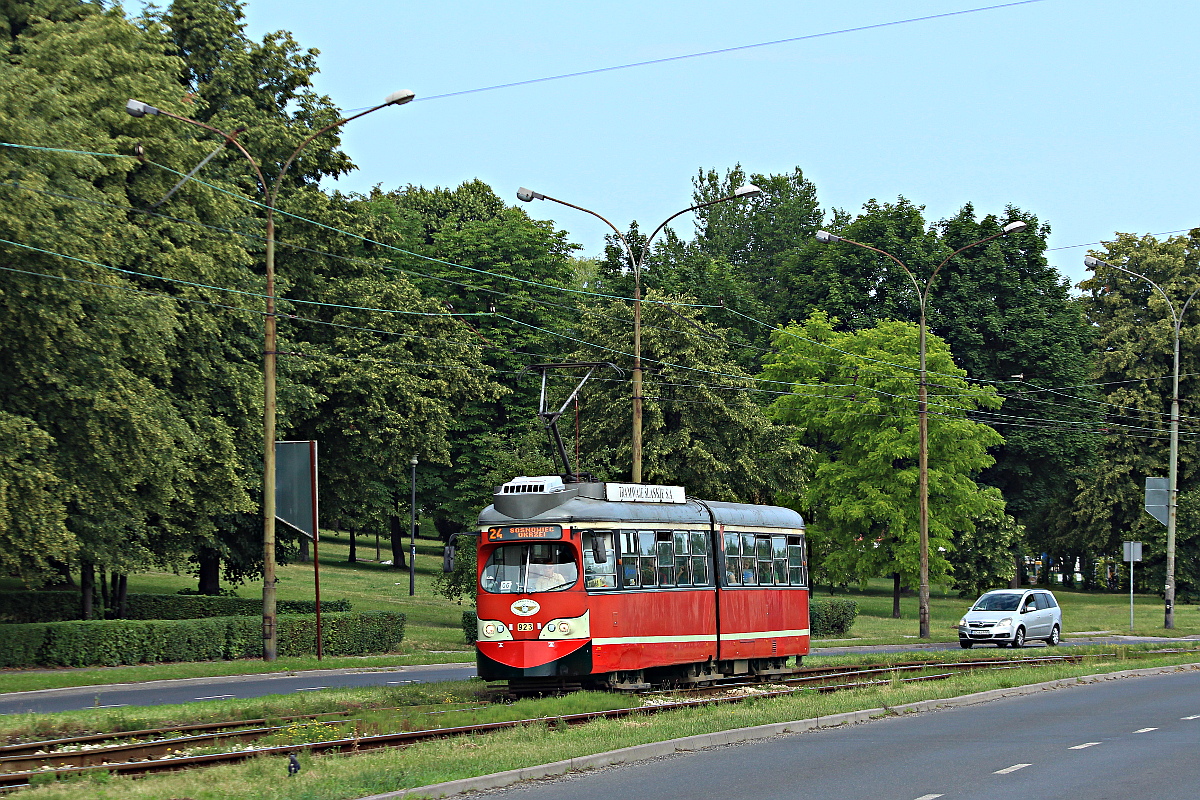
[1075,231,1200,595]
[761,312,1007,605]
[568,290,811,503]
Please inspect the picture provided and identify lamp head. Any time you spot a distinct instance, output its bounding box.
[384,90,416,106]
[411,456,419,466]
[734,183,763,198]
[1002,220,1027,234]
[125,99,160,118]
[1084,256,1103,269]
[815,230,841,244]
[516,187,545,202]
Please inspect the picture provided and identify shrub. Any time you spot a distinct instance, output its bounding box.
[0,592,351,623]
[809,597,858,637]
[462,610,478,645]
[0,612,404,668]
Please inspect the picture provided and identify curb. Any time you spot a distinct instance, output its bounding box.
[357,661,1200,800]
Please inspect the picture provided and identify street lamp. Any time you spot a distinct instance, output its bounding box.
[128,90,416,659]
[516,184,762,482]
[409,455,418,597]
[816,219,1027,638]
[1084,255,1199,629]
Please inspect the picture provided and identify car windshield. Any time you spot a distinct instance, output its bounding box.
[972,593,1022,611]
[480,543,578,594]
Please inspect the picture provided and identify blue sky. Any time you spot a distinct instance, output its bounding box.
[232,0,1198,289]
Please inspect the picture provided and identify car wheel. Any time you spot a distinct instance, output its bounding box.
[1047,625,1060,646]
[1012,627,1025,648]
[959,640,973,649]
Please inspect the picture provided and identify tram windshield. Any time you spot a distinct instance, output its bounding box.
[480,543,578,594]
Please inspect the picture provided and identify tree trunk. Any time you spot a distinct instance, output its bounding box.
[80,561,95,620]
[1010,552,1023,588]
[115,574,128,619]
[99,567,110,616]
[390,490,408,570]
[198,548,221,595]
[348,525,357,563]
[892,572,902,618]
[298,530,310,562]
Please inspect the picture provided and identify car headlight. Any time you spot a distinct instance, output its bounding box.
[996,617,1013,629]
[958,617,969,627]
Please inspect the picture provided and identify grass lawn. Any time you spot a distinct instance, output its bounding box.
[3,548,1198,694]
[814,578,1200,643]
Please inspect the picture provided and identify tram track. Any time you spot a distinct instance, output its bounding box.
[0,651,1159,792]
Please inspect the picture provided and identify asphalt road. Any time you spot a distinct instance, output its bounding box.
[0,663,478,715]
[454,668,1200,800]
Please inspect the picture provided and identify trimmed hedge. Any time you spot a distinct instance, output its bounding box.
[809,597,858,636]
[461,596,857,646]
[463,610,478,645]
[0,592,351,623]
[0,611,404,668]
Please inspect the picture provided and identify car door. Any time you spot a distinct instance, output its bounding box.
[1019,592,1044,637]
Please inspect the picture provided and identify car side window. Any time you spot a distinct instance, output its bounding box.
[1022,595,1036,612]
[1043,593,1058,608]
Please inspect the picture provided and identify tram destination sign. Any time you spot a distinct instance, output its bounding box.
[605,483,686,504]
[485,525,563,542]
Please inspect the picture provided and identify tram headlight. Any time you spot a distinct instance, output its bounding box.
[538,611,589,640]
[483,623,496,637]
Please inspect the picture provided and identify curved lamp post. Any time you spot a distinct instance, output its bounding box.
[816,220,1027,638]
[516,184,762,482]
[1084,255,1199,629]
[127,90,416,659]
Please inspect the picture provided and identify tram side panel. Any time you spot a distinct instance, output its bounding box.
[587,587,718,673]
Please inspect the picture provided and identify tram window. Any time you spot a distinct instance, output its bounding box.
[755,537,773,584]
[480,543,578,594]
[723,533,741,584]
[771,536,788,585]
[788,537,808,586]
[740,557,757,585]
[583,531,617,589]
[691,555,709,585]
[691,531,708,556]
[656,536,675,586]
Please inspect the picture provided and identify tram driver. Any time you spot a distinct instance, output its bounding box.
[525,545,573,591]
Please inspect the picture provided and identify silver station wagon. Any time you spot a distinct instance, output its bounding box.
[958,589,1062,649]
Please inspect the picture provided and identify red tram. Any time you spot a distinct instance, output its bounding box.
[474,476,809,691]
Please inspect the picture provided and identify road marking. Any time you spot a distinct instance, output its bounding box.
[386,680,415,685]
[194,695,235,701]
[294,687,329,692]
[1183,715,1200,720]
[95,704,126,709]
[1069,742,1101,749]
[1134,728,1158,734]
[994,764,1031,775]
[914,795,943,799]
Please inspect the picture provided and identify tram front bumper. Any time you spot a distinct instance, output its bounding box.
[476,639,591,678]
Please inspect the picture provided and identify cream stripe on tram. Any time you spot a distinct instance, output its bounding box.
[593,629,809,646]
[720,628,810,641]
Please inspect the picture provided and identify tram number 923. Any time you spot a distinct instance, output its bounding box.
[486,525,563,542]
[516,622,534,632]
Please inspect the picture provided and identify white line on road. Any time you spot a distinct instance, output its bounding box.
[1069,742,1101,749]
[95,704,126,709]
[194,695,235,701]
[294,687,329,692]
[914,795,943,799]
[386,680,415,685]
[1134,728,1158,733]
[994,764,1031,775]
[1183,715,1200,720]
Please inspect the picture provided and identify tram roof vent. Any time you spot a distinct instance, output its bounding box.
[499,476,567,495]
